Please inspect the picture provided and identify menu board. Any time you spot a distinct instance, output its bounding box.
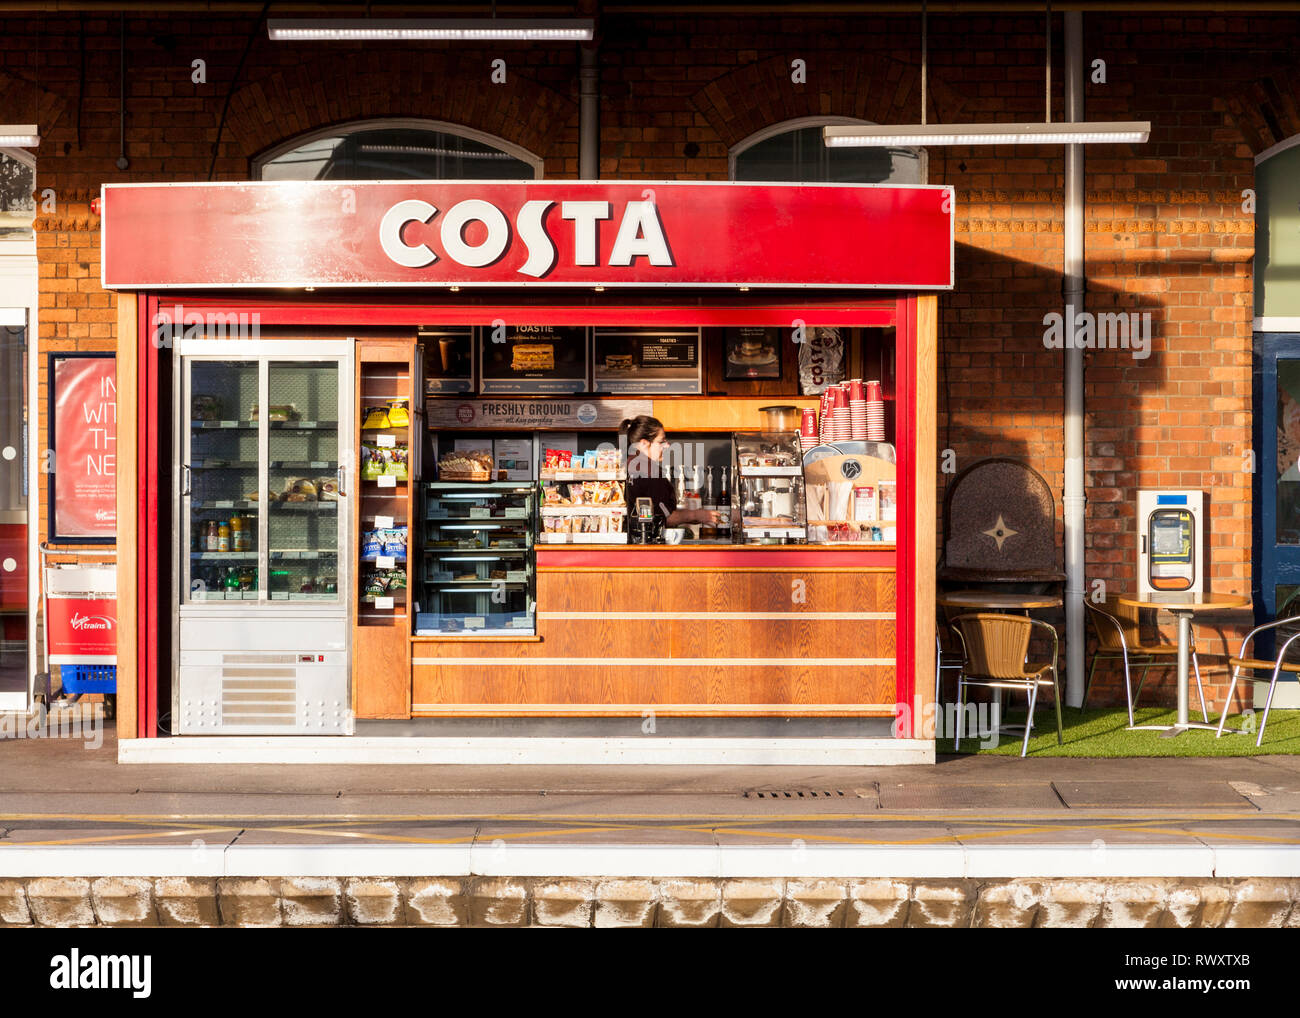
[724,326,782,380]
[421,326,475,394]
[592,328,701,394]
[479,325,587,394]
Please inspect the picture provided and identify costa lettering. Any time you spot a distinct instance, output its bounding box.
[378,198,673,278]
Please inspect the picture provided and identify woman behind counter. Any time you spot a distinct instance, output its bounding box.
[620,415,723,530]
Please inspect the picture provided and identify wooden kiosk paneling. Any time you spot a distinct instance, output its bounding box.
[413,546,898,715]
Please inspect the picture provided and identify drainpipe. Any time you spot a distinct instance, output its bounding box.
[579,43,599,179]
[1063,10,1086,706]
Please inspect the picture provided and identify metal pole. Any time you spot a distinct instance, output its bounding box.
[1063,10,1086,706]
[579,43,599,179]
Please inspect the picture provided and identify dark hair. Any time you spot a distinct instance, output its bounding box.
[620,415,665,445]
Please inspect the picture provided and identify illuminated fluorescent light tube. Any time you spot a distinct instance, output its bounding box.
[0,125,39,147]
[823,121,1150,147]
[268,18,595,41]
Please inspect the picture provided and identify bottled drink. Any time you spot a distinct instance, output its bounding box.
[719,467,734,542]
[217,521,231,552]
[206,520,219,551]
[230,515,244,552]
[700,466,717,540]
[223,567,239,594]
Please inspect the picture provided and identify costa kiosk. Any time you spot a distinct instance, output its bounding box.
[100,180,951,764]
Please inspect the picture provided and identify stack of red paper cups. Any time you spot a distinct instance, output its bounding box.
[800,407,819,452]
[865,380,886,441]
[848,378,867,441]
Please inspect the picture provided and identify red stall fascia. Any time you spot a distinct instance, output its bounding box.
[135,294,917,735]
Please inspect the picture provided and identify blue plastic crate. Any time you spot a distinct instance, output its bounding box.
[59,664,116,695]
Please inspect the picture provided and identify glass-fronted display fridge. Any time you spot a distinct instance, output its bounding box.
[174,339,354,734]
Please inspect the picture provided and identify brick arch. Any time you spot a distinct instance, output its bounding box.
[1223,72,1300,157]
[690,52,967,152]
[219,50,577,171]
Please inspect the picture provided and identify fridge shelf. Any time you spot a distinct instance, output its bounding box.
[425,549,528,558]
[192,461,258,470]
[425,513,530,522]
[194,500,257,510]
[191,551,259,560]
[192,420,338,430]
[269,550,332,560]
[269,460,338,470]
[268,502,338,512]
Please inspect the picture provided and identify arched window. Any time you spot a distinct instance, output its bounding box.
[730,116,924,184]
[255,119,542,181]
[1255,136,1300,322]
[0,148,36,239]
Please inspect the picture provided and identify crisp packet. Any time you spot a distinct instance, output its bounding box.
[385,444,409,481]
[387,401,410,428]
[361,443,384,481]
[383,527,408,563]
[361,530,383,559]
[362,406,391,429]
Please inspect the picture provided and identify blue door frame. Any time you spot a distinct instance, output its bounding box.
[1256,332,1300,622]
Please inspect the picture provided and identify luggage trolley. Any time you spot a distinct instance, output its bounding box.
[39,545,117,718]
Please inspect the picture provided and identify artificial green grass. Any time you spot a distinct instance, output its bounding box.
[935,705,1300,757]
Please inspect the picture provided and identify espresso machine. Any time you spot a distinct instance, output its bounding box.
[731,431,807,544]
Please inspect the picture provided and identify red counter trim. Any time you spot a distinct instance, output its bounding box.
[152,298,898,329]
[895,294,917,735]
[140,293,158,739]
[536,546,897,569]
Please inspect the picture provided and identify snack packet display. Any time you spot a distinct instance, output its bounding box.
[361,530,383,559]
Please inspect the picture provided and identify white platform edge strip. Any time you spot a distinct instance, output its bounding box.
[0,843,1294,879]
[118,736,929,767]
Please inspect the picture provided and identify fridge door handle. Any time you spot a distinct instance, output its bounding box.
[337,464,347,497]
[182,463,192,497]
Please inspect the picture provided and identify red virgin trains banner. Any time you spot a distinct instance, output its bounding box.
[100,181,954,290]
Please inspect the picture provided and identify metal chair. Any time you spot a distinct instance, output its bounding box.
[1216,617,1300,745]
[1083,596,1208,728]
[951,613,1063,757]
[935,604,965,704]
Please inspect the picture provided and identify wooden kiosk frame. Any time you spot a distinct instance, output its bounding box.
[114,294,936,741]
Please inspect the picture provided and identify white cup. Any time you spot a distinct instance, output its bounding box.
[662,528,685,545]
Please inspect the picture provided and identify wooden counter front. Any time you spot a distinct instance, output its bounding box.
[411,545,897,717]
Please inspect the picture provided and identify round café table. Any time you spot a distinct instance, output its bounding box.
[937,591,1063,612]
[1116,592,1251,735]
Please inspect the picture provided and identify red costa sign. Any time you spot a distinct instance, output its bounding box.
[101,181,953,290]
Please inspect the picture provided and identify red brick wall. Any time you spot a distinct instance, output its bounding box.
[6,10,1290,710]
